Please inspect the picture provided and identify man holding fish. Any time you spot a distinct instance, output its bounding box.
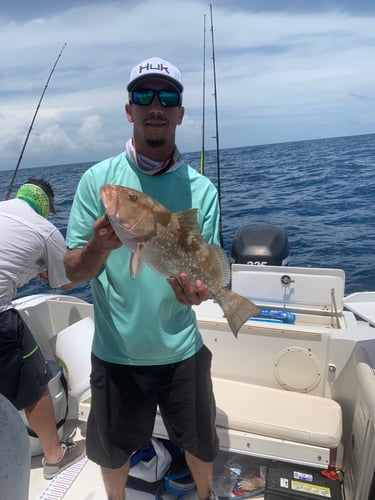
[64,57,257,500]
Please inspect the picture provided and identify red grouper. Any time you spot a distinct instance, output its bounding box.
[100,185,260,337]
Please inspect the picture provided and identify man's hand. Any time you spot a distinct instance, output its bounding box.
[64,215,122,283]
[92,215,122,251]
[167,273,210,306]
[36,269,73,291]
[36,269,49,283]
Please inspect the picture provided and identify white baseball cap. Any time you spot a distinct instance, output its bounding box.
[127,57,183,92]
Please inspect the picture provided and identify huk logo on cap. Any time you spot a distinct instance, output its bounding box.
[138,62,170,76]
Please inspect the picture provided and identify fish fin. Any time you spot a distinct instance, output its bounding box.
[175,209,231,286]
[207,244,231,286]
[217,289,260,338]
[174,209,202,236]
[130,243,145,279]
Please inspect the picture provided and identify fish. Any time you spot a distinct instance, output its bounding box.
[100,184,260,337]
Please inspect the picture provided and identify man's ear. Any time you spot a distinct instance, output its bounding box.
[177,106,185,125]
[125,103,133,122]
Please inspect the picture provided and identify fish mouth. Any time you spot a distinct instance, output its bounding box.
[100,186,117,215]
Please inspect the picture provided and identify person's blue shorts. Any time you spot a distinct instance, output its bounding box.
[0,308,50,410]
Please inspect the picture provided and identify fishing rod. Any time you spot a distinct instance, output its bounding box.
[209,4,224,245]
[5,42,67,201]
[200,14,206,176]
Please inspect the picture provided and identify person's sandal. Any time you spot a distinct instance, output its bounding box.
[43,438,86,480]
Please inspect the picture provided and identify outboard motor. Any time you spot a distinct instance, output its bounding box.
[231,224,289,266]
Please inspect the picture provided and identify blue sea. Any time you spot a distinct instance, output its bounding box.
[2,132,374,303]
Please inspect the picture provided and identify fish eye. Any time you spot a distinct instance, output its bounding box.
[129,192,137,201]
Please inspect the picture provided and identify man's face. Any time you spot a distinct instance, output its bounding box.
[126,78,184,151]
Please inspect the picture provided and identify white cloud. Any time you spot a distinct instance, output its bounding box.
[36,124,79,152]
[77,115,103,145]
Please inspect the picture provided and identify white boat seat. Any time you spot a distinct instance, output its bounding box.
[213,377,342,448]
[153,376,342,468]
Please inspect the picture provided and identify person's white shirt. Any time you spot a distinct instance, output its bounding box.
[0,198,71,312]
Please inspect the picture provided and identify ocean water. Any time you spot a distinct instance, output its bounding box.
[1,132,374,303]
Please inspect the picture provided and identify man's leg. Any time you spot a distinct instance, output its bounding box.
[185,451,214,500]
[25,387,63,463]
[161,347,218,499]
[101,459,130,500]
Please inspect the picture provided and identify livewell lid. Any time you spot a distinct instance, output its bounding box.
[231,264,345,314]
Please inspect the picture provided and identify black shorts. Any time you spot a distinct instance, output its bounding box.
[0,308,50,410]
[87,345,219,468]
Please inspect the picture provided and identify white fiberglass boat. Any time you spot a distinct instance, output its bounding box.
[5,226,375,500]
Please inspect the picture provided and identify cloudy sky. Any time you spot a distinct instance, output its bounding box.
[1,0,375,171]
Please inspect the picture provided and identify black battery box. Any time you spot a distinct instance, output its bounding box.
[265,462,342,499]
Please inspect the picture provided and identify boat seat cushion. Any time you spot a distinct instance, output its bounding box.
[213,377,342,448]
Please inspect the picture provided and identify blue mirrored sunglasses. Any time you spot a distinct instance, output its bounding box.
[131,88,181,107]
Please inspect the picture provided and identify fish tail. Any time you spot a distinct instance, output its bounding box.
[217,289,260,338]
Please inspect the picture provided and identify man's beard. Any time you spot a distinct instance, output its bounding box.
[146,138,166,148]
